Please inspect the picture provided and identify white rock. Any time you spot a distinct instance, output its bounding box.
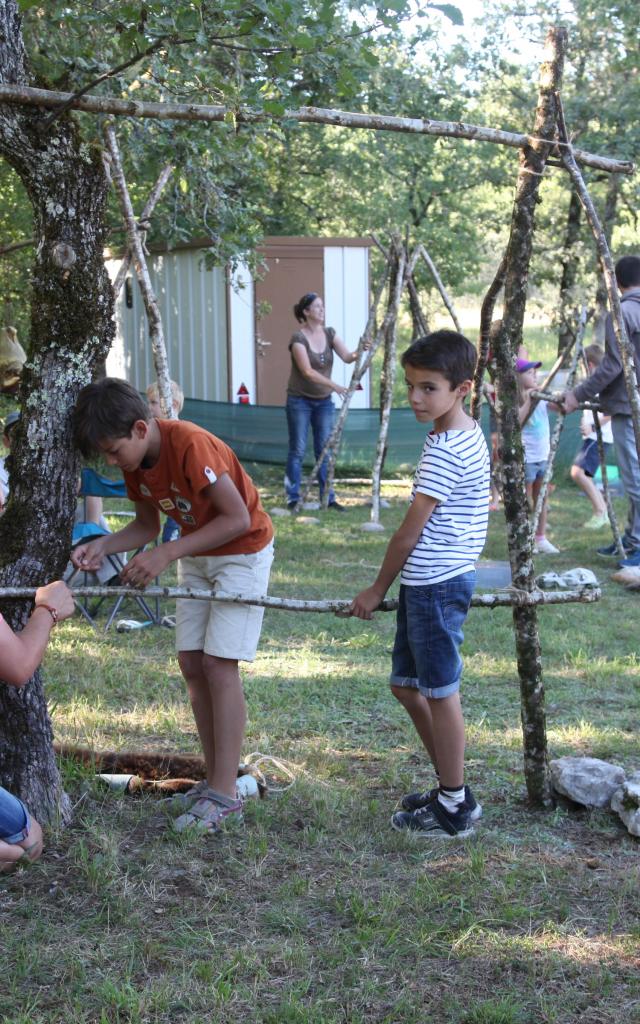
[360,521,386,532]
[295,516,320,525]
[611,772,640,837]
[270,506,290,517]
[611,566,640,589]
[550,756,626,808]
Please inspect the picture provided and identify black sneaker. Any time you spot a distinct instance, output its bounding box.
[287,501,298,512]
[597,539,634,557]
[391,798,475,839]
[327,500,346,512]
[401,783,482,821]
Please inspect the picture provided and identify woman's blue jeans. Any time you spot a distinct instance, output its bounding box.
[285,394,336,504]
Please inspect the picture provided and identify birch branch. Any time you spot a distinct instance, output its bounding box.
[370,239,406,524]
[0,585,601,610]
[0,84,631,175]
[530,389,599,410]
[556,94,640,467]
[470,252,508,420]
[295,252,393,509]
[531,307,586,535]
[418,244,461,332]
[104,124,175,420]
[112,162,174,300]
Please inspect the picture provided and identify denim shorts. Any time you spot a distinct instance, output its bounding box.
[525,460,547,484]
[390,572,475,699]
[0,785,31,844]
[573,438,612,478]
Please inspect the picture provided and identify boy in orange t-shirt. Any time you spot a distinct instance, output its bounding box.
[71,378,274,833]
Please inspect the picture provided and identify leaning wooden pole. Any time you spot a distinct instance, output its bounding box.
[370,240,406,526]
[297,254,393,510]
[556,95,640,468]
[418,244,462,332]
[112,162,174,300]
[531,309,585,536]
[492,26,567,808]
[470,252,508,419]
[103,124,175,420]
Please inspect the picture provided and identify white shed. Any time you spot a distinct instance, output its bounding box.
[106,236,372,408]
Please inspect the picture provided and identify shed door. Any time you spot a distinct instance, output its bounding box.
[255,247,324,406]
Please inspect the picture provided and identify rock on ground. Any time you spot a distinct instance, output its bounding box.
[611,772,640,837]
[550,756,626,808]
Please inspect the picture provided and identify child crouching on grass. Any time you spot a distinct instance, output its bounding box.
[71,378,274,834]
[348,331,490,838]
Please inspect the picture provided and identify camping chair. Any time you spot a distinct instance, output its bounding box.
[67,467,161,631]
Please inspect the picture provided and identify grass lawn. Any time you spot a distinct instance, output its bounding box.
[1,466,639,1024]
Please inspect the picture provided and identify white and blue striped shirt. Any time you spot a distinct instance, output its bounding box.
[401,423,490,586]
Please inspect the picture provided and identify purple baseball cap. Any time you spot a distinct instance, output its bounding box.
[516,358,542,372]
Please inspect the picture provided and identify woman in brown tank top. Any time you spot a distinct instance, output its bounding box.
[285,293,366,511]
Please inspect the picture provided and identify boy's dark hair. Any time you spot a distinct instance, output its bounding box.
[73,377,149,457]
[615,255,640,290]
[584,343,604,367]
[401,330,478,387]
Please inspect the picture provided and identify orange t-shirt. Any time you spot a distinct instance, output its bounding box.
[124,419,273,556]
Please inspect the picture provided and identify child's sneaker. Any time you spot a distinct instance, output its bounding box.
[400,783,482,821]
[534,537,560,554]
[583,512,608,530]
[391,798,475,838]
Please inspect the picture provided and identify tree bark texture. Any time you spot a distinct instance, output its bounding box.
[492,26,567,808]
[557,187,582,356]
[0,83,632,175]
[0,0,114,822]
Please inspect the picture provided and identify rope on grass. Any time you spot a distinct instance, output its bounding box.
[0,584,602,610]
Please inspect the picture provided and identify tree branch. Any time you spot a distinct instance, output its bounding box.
[0,84,631,175]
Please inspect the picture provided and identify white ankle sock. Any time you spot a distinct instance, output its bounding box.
[437,785,465,813]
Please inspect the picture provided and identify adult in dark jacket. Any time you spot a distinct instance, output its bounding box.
[563,255,640,565]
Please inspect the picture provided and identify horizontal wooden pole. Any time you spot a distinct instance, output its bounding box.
[0,584,601,611]
[0,84,632,175]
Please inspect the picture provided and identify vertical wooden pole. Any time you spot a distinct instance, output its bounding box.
[492,26,567,807]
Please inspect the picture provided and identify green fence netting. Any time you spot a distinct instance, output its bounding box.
[182,398,606,475]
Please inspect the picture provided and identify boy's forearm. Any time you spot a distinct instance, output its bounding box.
[161,513,250,563]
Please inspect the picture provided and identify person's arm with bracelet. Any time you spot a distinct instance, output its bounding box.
[0,580,75,686]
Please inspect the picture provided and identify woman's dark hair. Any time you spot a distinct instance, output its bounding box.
[72,377,149,457]
[293,292,319,323]
[401,330,478,387]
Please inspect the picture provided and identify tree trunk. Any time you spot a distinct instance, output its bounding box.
[557,187,582,356]
[0,0,114,822]
[592,174,619,344]
[492,26,567,809]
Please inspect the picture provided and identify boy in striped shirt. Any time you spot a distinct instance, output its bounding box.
[349,331,490,838]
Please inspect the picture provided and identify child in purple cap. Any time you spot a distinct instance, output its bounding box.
[516,358,559,554]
